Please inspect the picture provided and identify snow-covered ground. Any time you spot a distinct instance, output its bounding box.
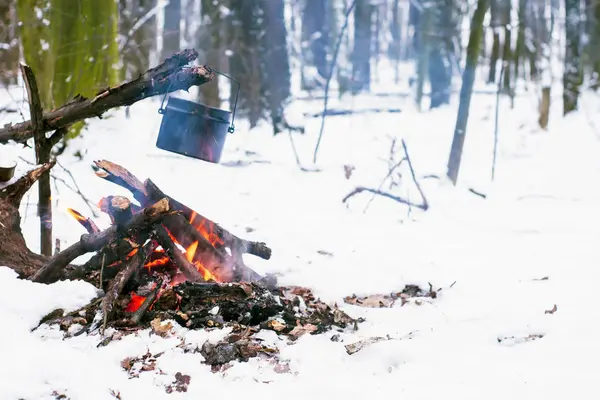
[1,82,600,399]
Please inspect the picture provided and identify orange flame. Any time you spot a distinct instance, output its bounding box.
[188,214,224,248]
[125,293,147,312]
[126,248,139,258]
[185,241,219,282]
[66,208,86,222]
[144,256,170,270]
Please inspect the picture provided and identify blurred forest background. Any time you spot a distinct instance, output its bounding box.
[0,0,595,133]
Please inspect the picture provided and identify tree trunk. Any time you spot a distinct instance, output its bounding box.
[592,0,600,89]
[429,0,456,109]
[415,6,430,110]
[260,0,291,134]
[161,0,181,61]
[514,0,527,82]
[301,0,329,89]
[0,1,19,85]
[197,0,220,108]
[446,0,489,185]
[389,0,402,83]
[537,0,551,129]
[563,0,582,115]
[500,0,512,92]
[352,0,373,92]
[488,0,501,83]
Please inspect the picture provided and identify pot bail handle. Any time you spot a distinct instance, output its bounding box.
[156,68,240,135]
[213,70,240,134]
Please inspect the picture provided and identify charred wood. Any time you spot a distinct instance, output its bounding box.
[30,198,171,284]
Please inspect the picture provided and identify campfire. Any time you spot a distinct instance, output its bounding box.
[34,160,358,367]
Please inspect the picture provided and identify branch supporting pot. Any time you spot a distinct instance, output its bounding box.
[155,70,240,164]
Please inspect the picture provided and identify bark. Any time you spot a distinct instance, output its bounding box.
[538,87,550,129]
[563,0,582,115]
[429,0,456,109]
[389,0,402,82]
[20,63,54,257]
[447,0,489,185]
[0,49,213,144]
[0,162,55,277]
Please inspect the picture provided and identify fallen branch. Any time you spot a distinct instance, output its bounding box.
[345,331,416,355]
[0,49,214,144]
[343,139,429,211]
[30,198,171,284]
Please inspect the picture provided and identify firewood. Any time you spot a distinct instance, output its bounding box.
[0,49,214,145]
[0,162,56,277]
[152,225,205,283]
[130,279,163,325]
[67,208,100,234]
[93,160,272,260]
[108,195,133,227]
[102,241,153,333]
[31,198,172,284]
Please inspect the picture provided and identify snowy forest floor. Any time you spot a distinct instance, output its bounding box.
[1,83,600,399]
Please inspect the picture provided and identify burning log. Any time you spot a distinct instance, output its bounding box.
[93,160,272,261]
[67,208,101,234]
[152,225,205,283]
[102,241,154,331]
[92,160,270,282]
[30,198,172,284]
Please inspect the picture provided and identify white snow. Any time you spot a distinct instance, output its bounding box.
[1,73,600,399]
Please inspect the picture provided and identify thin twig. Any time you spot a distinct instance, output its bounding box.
[313,0,357,164]
[363,157,406,213]
[401,139,429,210]
[288,128,321,173]
[492,62,505,181]
[56,159,99,217]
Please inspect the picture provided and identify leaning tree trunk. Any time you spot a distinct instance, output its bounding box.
[564,0,582,115]
[447,0,489,185]
[352,0,373,92]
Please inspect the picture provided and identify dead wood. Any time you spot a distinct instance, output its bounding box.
[130,279,163,325]
[20,63,54,257]
[67,208,100,234]
[93,160,272,261]
[0,162,56,277]
[102,241,153,332]
[30,198,171,284]
[343,139,429,211]
[152,225,205,283]
[107,196,133,227]
[0,49,214,144]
